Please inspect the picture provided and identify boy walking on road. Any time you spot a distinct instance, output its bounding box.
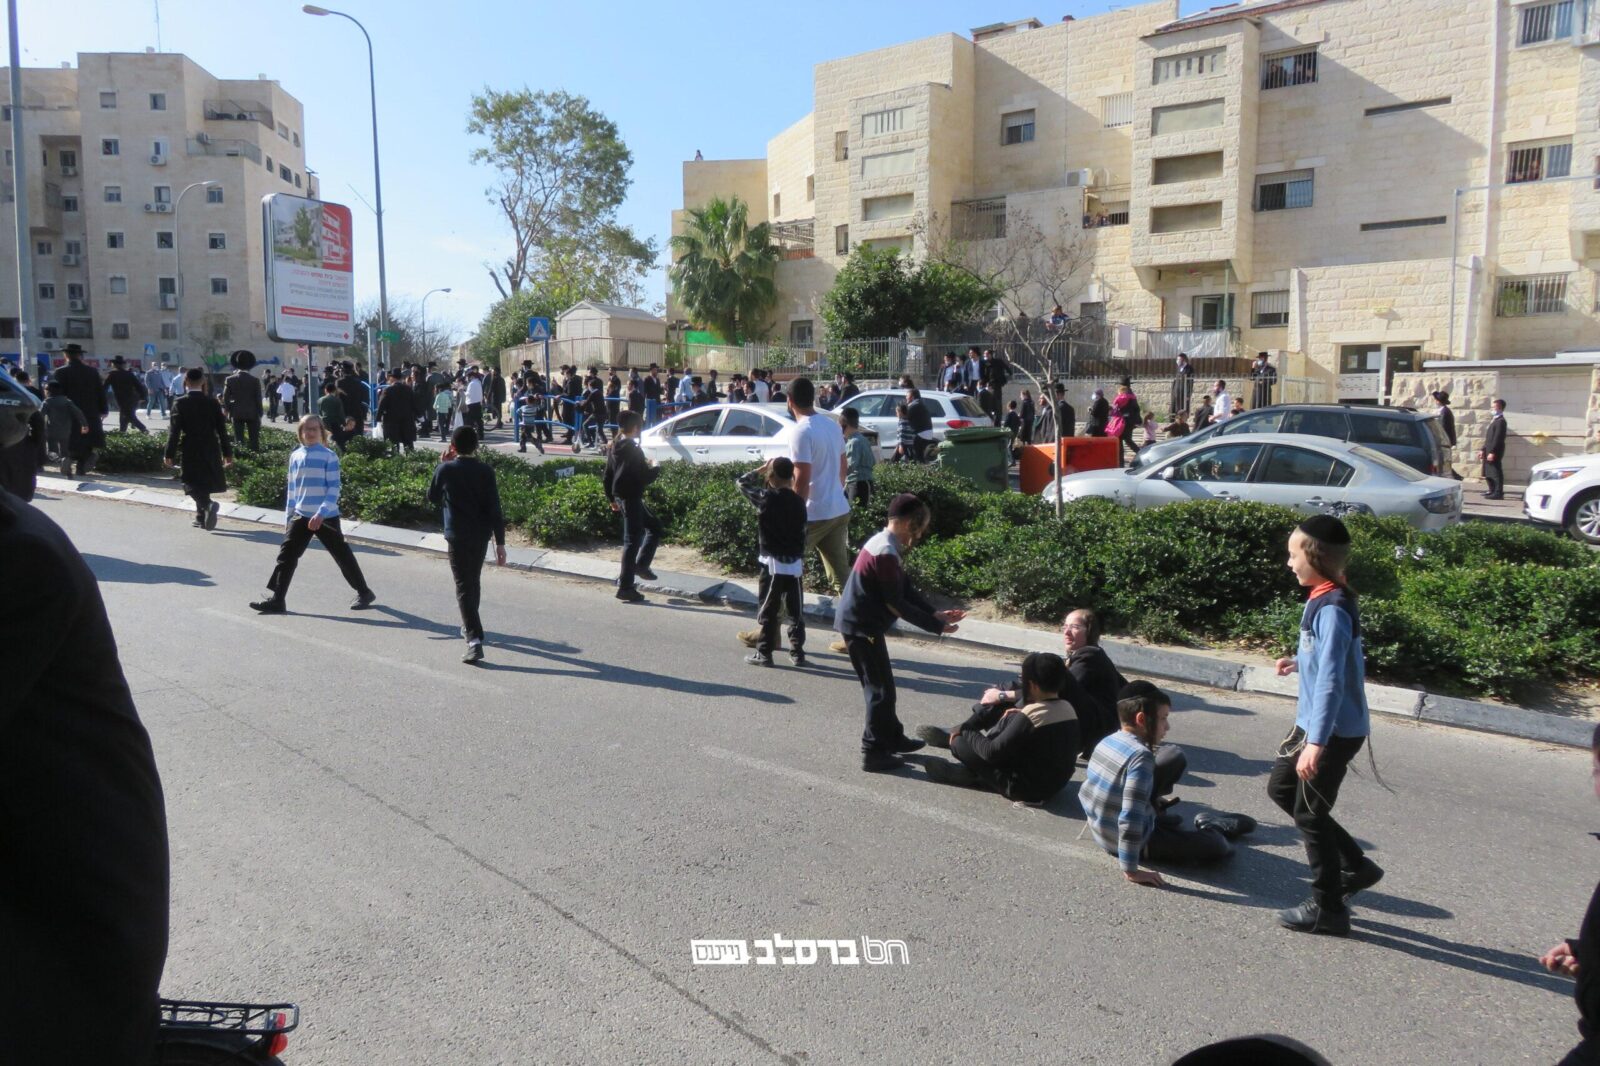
[738,457,809,667]
[604,411,662,603]
[163,367,232,531]
[428,426,507,663]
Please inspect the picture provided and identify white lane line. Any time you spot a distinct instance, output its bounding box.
[199,607,506,695]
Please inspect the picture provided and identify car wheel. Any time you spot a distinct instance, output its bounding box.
[1567,490,1600,546]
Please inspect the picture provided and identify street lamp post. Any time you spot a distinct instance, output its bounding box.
[172,179,218,368]
[302,5,391,371]
[420,286,451,363]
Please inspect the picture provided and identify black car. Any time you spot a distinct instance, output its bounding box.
[1133,404,1452,476]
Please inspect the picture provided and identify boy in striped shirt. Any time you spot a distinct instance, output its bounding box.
[249,415,377,614]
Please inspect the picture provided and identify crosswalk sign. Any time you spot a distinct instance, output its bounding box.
[527,317,552,342]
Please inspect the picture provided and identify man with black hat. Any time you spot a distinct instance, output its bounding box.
[1249,352,1278,409]
[163,366,233,531]
[104,356,149,434]
[336,360,368,438]
[50,343,107,474]
[221,351,263,451]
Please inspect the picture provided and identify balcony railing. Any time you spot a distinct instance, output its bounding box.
[771,217,814,257]
[1134,327,1241,361]
[952,197,1007,240]
[203,99,273,127]
[187,137,262,164]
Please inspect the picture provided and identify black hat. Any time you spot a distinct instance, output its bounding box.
[1296,514,1351,546]
[111,355,127,366]
[62,343,85,357]
[1431,390,1450,404]
[230,349,257,370]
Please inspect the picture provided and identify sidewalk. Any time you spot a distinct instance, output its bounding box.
[39,473,1594,750]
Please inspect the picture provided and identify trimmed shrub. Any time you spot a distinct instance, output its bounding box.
[526,475,619,546]
[96,432,169,473]
[236,466,287,510]
[684,481,761,571]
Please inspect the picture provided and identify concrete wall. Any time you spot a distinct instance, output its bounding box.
[766,114,814,224]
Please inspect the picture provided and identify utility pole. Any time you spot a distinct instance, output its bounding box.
[7,0,36,376]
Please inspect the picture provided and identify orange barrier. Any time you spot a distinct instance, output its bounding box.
[1018,437,1121,495]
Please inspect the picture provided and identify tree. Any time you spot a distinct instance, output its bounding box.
[343,299,453,368]
[818,246,998,339]
[668,196,779,342]
[467,87,656,300]
[470,287,573,364]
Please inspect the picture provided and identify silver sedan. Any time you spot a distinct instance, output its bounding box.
[1040,432,1463,530]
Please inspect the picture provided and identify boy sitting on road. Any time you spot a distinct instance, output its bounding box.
[738,457,810,667]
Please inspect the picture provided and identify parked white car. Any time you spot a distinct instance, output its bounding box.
[1524,452,1600,545]
[1040,433,1463,531]
[639,402,874,466]
[832,389,991,459]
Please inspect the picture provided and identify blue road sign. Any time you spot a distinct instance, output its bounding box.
[527,317,552,342]
[144,343,157,357]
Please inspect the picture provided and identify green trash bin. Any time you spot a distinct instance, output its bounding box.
[935,426,1012,493]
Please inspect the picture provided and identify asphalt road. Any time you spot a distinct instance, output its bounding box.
[33,490,1595,1065]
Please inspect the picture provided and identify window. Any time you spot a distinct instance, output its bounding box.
[1507,139,1572,183]
[1101,93,1133,129]
[294,173,301,188]
[208,232,226,250]
[1496,273,1568,316]
[789,320,814,347]
[109,275,128,294]
[277,122,289,140]
[833,131,848,162]
[1152,151,1225,184]
[37,283,54,300]
[861,149,916,179]
[279,164,291,182]
[265,155,273,171]
[111,322,130,339]
[160,323,177,340]
[1153,48,1223,84]
[64,240,81,256]
[153,185,171,203]
[99,91,116,109]
[212,321,232,341]
[104,184,121,203]
[1250,291,1289,327]
[106,232,124,249]
[1282,409,1350,438]
[1,148,9,166]
[1151,202,1223,234]
[151,138,168,159]
[1001,109,1035,145]
[720,408,778,437]
[862,107,908,137]
[1255,169,1314,211]
[156,231,173,249]
[206,185,224,204]
[666,409,721,437]
[59,149,76,168]
[35,240,52,256]
[101,137,119,156]
[1349,417,1419,448]
[66,282,84,301]
[149,92,166,111]
[1364,97,1451,117]
[1261,48,1317,89]
[62,195,78,212]
[157,277,176,296]
[1361,216,1447,231]
[773,192,781,217]
[1152,98,1225,135]
[1218,410,1284,435]
[1168,443,1263,482]
[39,326,58,339]
[39,148,46,167]
[292,131,300,146]
[806,175,814,201]
[862,193,914,221]
[210,277,228,295]
[1519,0,1574,45]
[862,236,909,253]
[1258,446,1353,487]
[835,224,849,255]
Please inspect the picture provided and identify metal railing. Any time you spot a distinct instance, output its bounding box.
[187,138,262,163]
[203,99,273,126]
[1133,327,1242,361]
[680,337,911,383]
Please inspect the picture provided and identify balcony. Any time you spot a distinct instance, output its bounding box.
[203,99,273,128]
[187,137,262,164]
[63,318,92,340]
[1134,326,1241,360]
[771,217,815,259]
[1083,185,1131,229]
[951,197,1007,240]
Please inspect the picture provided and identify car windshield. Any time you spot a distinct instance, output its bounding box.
[1350,445,1426,481]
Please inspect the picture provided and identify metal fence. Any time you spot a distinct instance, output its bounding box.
[680,337,913,385]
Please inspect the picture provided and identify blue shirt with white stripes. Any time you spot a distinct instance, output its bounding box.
[286,443,342,521]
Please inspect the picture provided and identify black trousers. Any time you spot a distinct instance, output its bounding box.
[465,402,484,436]
[232,417,260,451]
[618,496,661,591]
[118,406,147,433]
[847,634,906,753]
[846,481,872,508]
[1484,457,1504,497]
[1144,821,1232,864]
[755,565,804,654]
[266,516,371,602]
[449,536,490,642]
[1267,728,1367,909]
[183,484,212,520]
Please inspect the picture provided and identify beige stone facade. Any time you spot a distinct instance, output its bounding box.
[673,0,1600,393]
[2,52,318,372]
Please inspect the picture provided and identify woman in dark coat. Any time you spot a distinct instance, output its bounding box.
[377,370,418,453]
[163,366,232,530]
[1084,389,1110,437]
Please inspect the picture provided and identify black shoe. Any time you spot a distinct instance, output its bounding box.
[745,651,774,667]
[518,445,527,453]
[861,750,904,773]
[925,759,981,788]
[350,589,377,610]
[249,598,287,614]
[788,650,808,667]
[534,441,545,454]
[203,501,220,531]
[636,567,658,581]
[616,587,645,603]
[887,735,925,755]
[1194,811,1258,839]
[462,642,484,664]
[1341,858,1385,905]
[1276,900,1350,937]
[914,725,952,749]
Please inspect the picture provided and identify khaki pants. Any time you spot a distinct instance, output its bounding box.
[805,512,852,592]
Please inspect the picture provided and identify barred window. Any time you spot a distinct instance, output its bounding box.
[1255,169,1314,211]
[862,107,907,138]
[1507,139,1572,184]
[1496,273,1568,316]
[1101,93,1133,129]
[1002,109,1035,145]
[1153,48,1222,84]
[1262,48,1317,90]
[1518,0,1574,45]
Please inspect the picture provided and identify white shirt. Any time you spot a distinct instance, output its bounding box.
[1213,390,1232,421]
[276,380,297,401]
[781,412,848,522]
[465,377,485,404]
[752,379,771,403]
[676,376,694,403]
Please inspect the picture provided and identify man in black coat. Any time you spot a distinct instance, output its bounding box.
[1053,382,1076,440]
[337,361,368,434]
[105,355,148,434]
[428,426,506,663]
[1479,397,1508,500]
[377,370,418,453]
[221,356,263,451]
[0,487,170,1065]
[50,343,107,474]
[163,367,233,530]
[1249,351,1277,409]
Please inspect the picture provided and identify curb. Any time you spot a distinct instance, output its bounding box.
[41,476,1591,751]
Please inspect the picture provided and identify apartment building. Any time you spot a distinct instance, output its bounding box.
[1,50,319,369]
[673,0,1600,395]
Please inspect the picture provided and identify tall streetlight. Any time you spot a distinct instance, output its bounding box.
[172,179,218,367]
[420,286,451,363]
[302,5,391,372]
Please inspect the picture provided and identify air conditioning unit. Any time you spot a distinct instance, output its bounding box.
[155,202,171,213]
[223,147,241,156]
[60,164,77,176]
[1066,167,1095,188]
[61,253,78,266]
[150,154,167,166]
[196,132,212,145]
[144,202,156,212]
[68,298,86,311]
[159,293,177,309]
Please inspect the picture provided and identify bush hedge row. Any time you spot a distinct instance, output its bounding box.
[106,429,1600,698]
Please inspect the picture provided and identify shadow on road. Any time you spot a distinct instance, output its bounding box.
[1352,917,1570,994]
[83,553,214,587]
[211,527,402,558]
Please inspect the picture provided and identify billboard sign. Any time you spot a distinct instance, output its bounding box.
[262,192,355,346]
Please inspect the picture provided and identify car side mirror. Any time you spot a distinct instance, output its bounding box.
[1160,466,1176,480]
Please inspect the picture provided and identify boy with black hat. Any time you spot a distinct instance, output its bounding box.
[50,343,107,473]
[105,356,148,434]
[738,456,809,667]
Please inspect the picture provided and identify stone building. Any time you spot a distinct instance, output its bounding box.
[1,50,319,371]
[672,0,1600,402]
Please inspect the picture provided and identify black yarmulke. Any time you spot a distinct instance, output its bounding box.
[1297,514,1351,545]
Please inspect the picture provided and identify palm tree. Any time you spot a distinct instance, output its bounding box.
[668,196,778,342]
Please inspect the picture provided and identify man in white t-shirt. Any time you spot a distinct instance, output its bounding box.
[463,369,486,434]
[751,369,772,404]
[739,376,851,649]
[1211,379,1232,424]
[276,376,299,422]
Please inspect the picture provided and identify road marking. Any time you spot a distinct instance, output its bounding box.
[199,607,506,695]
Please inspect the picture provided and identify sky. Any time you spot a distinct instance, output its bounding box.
[14,0,1175,343]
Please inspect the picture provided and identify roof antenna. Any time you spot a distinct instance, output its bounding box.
[153,0,162,51]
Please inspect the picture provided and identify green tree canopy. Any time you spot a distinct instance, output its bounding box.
[667,196,779,343]
[819,247,1000,339]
